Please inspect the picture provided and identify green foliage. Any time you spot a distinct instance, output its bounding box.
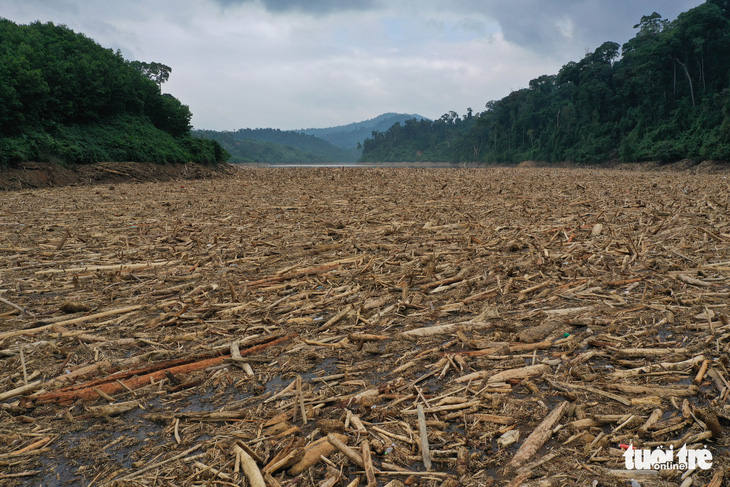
[148,94,193,138]
[130,61,172,88]
[195,128,356,163]
[362,2,730,164]
[0,116,228,167]
[360,113,476,162]
[223,139,322,164]
[0,18,222,167]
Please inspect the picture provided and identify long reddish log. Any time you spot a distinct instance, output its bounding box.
[29,333,296,405]
[35,354,231,404]
[44,332,292,394]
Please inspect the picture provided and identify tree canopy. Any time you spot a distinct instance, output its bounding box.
[361,1,730,165]
[130,61,172,89]
[0,19,227,166]
[359,111,477,162]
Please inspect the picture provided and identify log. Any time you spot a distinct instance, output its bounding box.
[86,400,139,417]
[454,363,550,384]
[0,305,143,341]
[506,401,567,469]
[233,444,265,487]
[9,436,52,456]
[288,434,346,476]
[417,404,432,471]
[30,333,296,404]
[327,433,367,470]
[609,355,705,379]
[608,383,698,397]
[362,440,377,487]
[35,261,178,275]
[0,380,42,402]
[707,469,724,487]
[403,320,494,338]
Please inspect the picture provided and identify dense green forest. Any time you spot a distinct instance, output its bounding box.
[0,19,228,167]
[194,128,355,163]
[362,0,730,164]
[360,111,477,162]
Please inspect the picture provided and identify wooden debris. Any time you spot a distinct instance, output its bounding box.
[507,401,567,470]
[416,404,432,471]
[608,383,698,396]
[7,436,52,457]
[0,295,37,318]
[707,469,725,487]
[327,433,368,470]
[1,167,729,486]
[609,355,706,379]
[233,443,266,487]
[454,363,550,384]
[86,400,139,417]
[288,434,346,476]
[0,381,42,402]
[28,333,295,404]
[0,304,143,341]
[402,319,493,338]
[362,440,378,487]
[638,408,663,435]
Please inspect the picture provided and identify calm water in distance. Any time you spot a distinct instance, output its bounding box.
[240,162,468,169]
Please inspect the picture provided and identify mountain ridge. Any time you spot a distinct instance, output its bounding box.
[195,112,428,164]
[298,112,429,150]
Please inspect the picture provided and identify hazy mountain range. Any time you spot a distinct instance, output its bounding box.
[299,112,428,150]
[193,112,428,164]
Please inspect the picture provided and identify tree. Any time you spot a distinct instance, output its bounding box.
[130,61,172,89]
[633,12,669,36]
[148,94,192,138]
[0,19,228,166]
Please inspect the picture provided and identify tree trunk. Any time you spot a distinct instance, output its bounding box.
[672,57,695,107]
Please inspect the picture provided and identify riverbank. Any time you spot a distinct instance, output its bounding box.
[2,158,728,191]
[0,161,235,191]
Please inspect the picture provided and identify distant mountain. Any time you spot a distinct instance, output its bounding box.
[193,113,429,164]
[299,113,429,151]
[194,128,356,164]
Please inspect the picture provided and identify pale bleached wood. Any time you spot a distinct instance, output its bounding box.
[507,401,567,469]
[233,444,265,487]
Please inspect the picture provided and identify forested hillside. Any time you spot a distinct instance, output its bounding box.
[362,1,730,164]
[0,19,227,167]
[194,128,355,163]
[360,111,477,162]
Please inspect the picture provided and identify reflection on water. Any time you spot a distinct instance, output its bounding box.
[240,162,470,169]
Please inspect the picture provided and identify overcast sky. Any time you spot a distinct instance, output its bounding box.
[4,0,704,130]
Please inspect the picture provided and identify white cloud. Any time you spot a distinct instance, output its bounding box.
[556,17,574,40]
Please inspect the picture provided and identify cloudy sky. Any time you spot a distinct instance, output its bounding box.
[4,0,704,130]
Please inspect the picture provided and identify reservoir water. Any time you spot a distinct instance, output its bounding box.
[241,161,468,168]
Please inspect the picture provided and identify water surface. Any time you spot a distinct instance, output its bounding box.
[246,162,465,168]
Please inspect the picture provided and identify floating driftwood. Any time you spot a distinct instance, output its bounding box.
[0,166,728,486]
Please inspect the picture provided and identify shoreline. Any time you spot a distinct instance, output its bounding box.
[0,161,235,191]
[1,158,728,191]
